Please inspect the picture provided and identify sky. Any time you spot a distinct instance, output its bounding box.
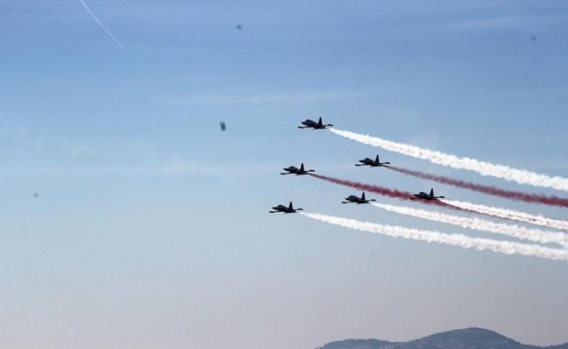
[1,1,568,348]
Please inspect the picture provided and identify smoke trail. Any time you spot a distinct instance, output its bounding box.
[310,173,411,200]
[387,165,568,208]
[330,128,568,192]
[441,198,568,232]
[309,173,454,210]
[371,202,568,247]
[301,212,568,261]
[77,0,125,51]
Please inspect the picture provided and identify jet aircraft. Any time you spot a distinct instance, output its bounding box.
[298,117,333,129]
[280,163,315,175]
[411,188,445,200]
[342,192,376,204]
[269,201,303,214]
[355,155,390,167]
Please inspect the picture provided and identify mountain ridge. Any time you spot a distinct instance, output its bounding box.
[317,328,568,349]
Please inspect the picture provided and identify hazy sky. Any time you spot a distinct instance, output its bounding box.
[1,1,568,348]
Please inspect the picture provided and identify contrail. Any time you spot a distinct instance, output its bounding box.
[77,0,125,50]
[301,212,568,261]
[371,202,568,247]
[441,198,568,232]
[309,173,455,210]
[329,128,568,192]
[386,165,568,208]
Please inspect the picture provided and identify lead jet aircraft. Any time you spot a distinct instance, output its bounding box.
[342,192,376,204]
[411,188,445,200]
[280,163,315,175]
[269,201,303,214]
[298,117,333,129]
[355,155,390,167]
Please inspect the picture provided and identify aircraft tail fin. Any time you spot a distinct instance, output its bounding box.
[318,117,323,126]
[429,188,434,197]
[375,155,379,163]
[362,192,366,201]
[289,201,293,210]
[300,163,305,171]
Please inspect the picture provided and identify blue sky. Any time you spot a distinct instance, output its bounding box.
[1,1,568,348]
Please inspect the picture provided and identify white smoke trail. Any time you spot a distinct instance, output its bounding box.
[441,198,568,232]
[329,128,568,192]
[300,212,568,261]
[371,203,568,247]
[77,0,125,51]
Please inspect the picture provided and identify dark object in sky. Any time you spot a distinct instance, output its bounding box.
[269,201,303,214]
[280,163,315,175]
[531,35,537,41]
[298,117,333,129]
[236,24,242,30]
[356,154,390,167]
[411,188,445,200]
[219,121,226,131]
[33,192,39,198]
[342,192,376,204]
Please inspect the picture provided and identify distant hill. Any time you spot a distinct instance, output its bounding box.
[317,328,568,349]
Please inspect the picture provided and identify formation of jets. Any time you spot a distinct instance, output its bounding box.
[271,118,446,213]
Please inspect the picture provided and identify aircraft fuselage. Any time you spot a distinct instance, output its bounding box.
[298,117,333,129]
[280,164,315,175]
[412,190,445,200]
[356,155,390,167]
[270,202,303,213]
[342,192,376,204]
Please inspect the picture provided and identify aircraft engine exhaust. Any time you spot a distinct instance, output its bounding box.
[371,202,568,247]
[300,212,568,261]
[329,128,568,192]
[77,0,125,51]
[441,198,568,232]
[308,173,457,210]
[386,165,568,208]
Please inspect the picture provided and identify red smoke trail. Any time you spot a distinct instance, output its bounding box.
[386,166,568,208]
[309,173,458,211]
